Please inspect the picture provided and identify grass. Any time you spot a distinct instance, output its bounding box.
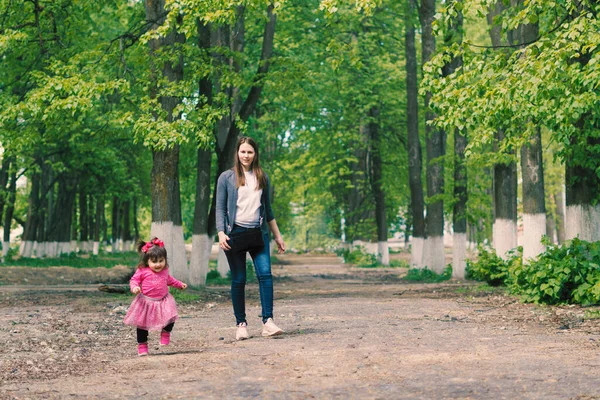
[0,251,139,269]
[205,259,257,286]
[583,309,600,320]
[403,266,453,283]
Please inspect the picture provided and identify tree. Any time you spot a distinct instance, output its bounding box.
[405,0,426,267]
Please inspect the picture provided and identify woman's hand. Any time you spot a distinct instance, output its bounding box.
[274,236,286,254]
[132,286,141,294]
[218,231,231,251]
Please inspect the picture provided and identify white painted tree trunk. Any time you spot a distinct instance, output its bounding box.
[522,213,547,261]
[46,242,58,258]
[93,241,100,256]
[421,236,445,274]
[123,240,133,252]
[377,241,389,266]
[151,221,187,282]
[452,232,467,279]
[58,242,71,256]
[2,241,9,259]
[70,240,78,253]
[410,237,424,268]
[566,204,600,242]
[35,242,45,258]
[189,234,213,286]
[217,249,230,278]
[20,241,34,257]
[493,219,517,260]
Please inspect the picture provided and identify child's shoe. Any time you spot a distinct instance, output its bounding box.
[261,318,284,337]
[236,322,249,340]
[160,331,171,346]
[138,343,149,356]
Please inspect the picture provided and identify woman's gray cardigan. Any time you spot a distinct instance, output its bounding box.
[216,169,275,235]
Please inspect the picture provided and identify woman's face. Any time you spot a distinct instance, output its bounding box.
[238,142,256,171]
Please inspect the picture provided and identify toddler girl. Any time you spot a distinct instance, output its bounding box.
[123,237,187,356]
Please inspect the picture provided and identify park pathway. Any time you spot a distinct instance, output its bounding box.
[1,253,600,399]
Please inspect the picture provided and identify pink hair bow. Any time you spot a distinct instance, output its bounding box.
[141,238,165,253]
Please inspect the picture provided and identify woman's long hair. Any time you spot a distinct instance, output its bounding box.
[233,136,267,190]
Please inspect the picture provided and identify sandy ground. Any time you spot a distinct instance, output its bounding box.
[1,253,600,399]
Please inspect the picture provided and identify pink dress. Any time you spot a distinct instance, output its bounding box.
[123,267,184,331]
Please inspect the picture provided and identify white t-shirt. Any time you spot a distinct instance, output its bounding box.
[235,171,263,228]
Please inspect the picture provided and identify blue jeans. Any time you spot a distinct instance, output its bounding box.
[224,225,273,325]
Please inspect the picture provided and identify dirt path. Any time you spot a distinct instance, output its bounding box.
[1,254,600,399]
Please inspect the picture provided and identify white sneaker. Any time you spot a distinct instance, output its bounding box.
[236,322,249,340]
[262,318,284,337]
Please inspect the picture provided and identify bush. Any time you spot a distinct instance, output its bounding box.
[339,247,378,268]
[466,239,600,305]
[509,238,600,305]
[404,266,452,283]
[466,246,521,286]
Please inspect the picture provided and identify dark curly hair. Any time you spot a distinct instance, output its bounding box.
[136,237,168,269]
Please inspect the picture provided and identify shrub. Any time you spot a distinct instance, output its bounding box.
[404,266,452,283]
[509,238,600,305]
[339,247,378,268]
[466,246,522,287]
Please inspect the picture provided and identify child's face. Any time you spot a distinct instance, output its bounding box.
[148,257,166,273]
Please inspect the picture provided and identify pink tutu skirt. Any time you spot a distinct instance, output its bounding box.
[123,293,179,331]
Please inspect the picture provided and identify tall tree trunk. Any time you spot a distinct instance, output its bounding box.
[21,170,41,257]
[48,175,76,256]
[133,197,140,242]
[3,163,16,260]
[565,120,600,241]
[405,0,425,267]
[521,127,546,259]
[94,195,103,255]
[517,14,546,261]
[347,120,376,244]
[420,0,446,273]
[145,0,187,280]
[36,161,51,257]
[441,2,467,278]
[79,190,88,252]
[493,131,518,259]
[369,107,388,265]
[111,196,120,253]
[190,19,214,286]
[122,200,132,251]
[488,2,518,259]
[0,156,10,227]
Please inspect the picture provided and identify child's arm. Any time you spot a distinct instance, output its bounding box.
[130,269,143,294]
[167,275,187,290]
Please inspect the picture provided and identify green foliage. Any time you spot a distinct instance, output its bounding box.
[404,266,452,283]
[467,239,600,305]
[510,238,600,305]
[0,252,139,269]
[340,247,378,268]
[338,247,408,268]
[169,286,201,304]
[424,0,600,187]
[205,259,257,285]
[465,246,521,286]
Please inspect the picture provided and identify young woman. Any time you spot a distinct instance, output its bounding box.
[216,136,286,340]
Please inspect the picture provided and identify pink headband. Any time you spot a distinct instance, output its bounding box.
[142,238,164,253]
